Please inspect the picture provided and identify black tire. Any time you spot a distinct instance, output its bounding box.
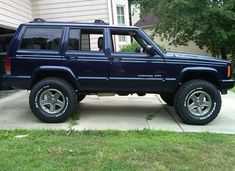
[174,79,221,125]
[77,93,86,103]
[160,93,174,106]
[29,77,78,123]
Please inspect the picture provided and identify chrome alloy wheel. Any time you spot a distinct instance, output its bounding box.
[39,89,66,115]
[186,90,212,116]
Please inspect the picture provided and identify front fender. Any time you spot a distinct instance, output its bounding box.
[177,67,218,82]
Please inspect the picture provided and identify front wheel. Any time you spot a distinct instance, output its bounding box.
[174,80,221,125]
[29,78,78,123]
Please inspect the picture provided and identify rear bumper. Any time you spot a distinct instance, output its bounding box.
[2,75,32,89]
[218,79,235,91]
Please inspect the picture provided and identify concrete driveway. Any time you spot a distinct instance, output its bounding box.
[0,90,235,134]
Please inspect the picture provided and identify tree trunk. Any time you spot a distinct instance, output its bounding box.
[221,48,227,60]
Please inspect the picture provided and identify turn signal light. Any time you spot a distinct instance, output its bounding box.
[227,66,231,78]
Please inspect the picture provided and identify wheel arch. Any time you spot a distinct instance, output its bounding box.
[178,67,219,87]
[31,66,81,90]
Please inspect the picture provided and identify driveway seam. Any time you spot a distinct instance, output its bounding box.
[146,120,150,129]
[155,95,185,132]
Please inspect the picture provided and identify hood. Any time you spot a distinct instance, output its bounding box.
[164,51,229,64]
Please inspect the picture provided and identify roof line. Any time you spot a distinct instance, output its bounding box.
[23,21,138,29]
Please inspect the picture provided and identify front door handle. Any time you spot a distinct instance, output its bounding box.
[112,57,121,62]
[64,55,78,59]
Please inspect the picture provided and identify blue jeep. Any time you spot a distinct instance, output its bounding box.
[3,19,234,124]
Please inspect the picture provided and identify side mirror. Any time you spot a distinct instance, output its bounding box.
[146,45,155,55]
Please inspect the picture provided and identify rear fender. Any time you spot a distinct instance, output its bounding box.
[32,66,81,90]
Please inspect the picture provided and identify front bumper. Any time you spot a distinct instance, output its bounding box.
[218,79,235,92]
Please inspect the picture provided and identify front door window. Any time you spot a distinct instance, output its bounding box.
[110,29,152,54]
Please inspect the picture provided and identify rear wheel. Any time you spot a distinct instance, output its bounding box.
[174,79,221,125]
[160,93,174,106]
[29,77,77,123]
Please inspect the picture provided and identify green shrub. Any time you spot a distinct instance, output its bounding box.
[120,42,139,53]
[120,42,165,53]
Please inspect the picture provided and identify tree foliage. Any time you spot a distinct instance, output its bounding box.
[134,0,235,59]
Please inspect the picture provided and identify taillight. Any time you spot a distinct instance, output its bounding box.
[5,55,11,75]
[227,65,231,78]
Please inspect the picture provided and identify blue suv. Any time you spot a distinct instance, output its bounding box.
[3,19,235,124]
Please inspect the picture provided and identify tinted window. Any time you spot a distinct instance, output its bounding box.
[20,28,63,51]
[68,29,80,51]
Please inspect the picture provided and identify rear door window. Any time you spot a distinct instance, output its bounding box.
[20,27,63,51]
[67,28,104,52]
[68,29,80,51]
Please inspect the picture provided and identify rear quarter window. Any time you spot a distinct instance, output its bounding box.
[20,27,63,51]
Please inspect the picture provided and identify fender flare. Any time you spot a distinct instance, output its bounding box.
[177,67,218,83]
[32,66,81,90]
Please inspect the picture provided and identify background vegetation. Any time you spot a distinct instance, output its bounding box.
[130,0,235,61]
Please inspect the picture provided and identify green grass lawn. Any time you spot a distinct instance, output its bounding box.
[0,130,235,171]
[231,87,235,93]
